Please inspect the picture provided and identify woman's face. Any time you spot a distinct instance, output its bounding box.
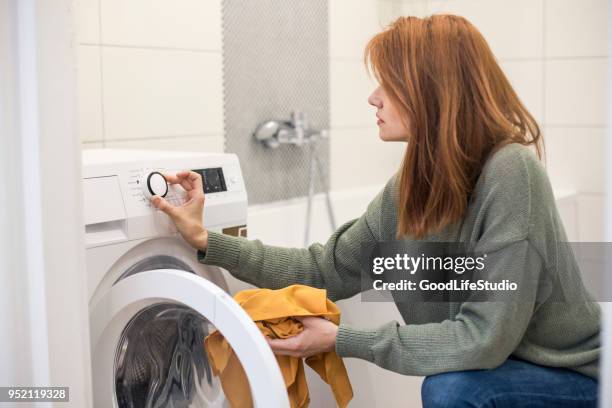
[368,85,410,142]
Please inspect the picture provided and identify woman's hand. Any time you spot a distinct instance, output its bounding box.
[150,170,209,251]
[267,316,338,358]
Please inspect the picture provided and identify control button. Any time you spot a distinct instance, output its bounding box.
[230,176,238,184]
[142,171,168,199]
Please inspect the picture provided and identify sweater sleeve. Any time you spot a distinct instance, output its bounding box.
[197,183,387,302]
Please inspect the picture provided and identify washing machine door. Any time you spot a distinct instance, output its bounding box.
[90,269,289,408]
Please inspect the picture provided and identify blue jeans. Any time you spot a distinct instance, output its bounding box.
[421,358,598,407]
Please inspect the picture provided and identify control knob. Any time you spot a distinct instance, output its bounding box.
[142,171,168,199]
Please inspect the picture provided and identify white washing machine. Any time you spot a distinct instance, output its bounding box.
[82,149,289,407]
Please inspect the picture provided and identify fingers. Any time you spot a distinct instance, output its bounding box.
[162,172,180,184]
[267,335,306,357]
[163,172,194,192]
[180,170,204,192]
[294,316,327,326]
[164,170,204,192]
[151,195,177,216]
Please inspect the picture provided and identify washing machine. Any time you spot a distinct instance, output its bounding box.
[82,149,289,407]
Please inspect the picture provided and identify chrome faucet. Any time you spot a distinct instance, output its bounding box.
[253,111,328,148]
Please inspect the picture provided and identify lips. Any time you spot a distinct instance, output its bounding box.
[376,114,384,125]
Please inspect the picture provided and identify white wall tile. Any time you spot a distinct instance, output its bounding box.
[76,0,100,44]
[330,127,404,190]
[102,47,223,141]
[398,0,430,18]
[428,0,544,59]
[105,134,224,153]
[377,0,429,27]
[544,58,607,126]
[100,0,222,50]
[77,45,103,142]
[545,0,608,57]
[500,60,544,124]
[544,126,605,193]
[330,59,377,128]
[577,194,605,241]
[330,0,381,59]
[82,141,104,149]
[555,194,579,241]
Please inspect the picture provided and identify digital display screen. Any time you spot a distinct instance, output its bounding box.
[193,167,227,194]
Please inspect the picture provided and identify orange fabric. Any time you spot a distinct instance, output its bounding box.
[205,285,353,408]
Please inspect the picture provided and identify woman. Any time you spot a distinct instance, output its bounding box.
[152,15,600,407]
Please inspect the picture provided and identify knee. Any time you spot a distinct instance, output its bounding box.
[421,372,484,408]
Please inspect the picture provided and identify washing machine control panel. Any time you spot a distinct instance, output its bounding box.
[82,150,248,247]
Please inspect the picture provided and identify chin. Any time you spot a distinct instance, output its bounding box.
[378,129,390,141]
[378,132,402,142]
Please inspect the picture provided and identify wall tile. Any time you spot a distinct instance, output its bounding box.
[330,0,381,59]
[330,127,404,190]
[76,0,100,44]
[100,0,222,50]
[555,194,579,241]
[222,0,330,204]
[500,60,544,124]
[577,194,605,241]
[77,45,103,142]
[377,0,429,26]
[105,134,224,153]
[330,59,377,128]
[81,141,104,149]
[544,126,606,193]
[102,47,223,140]
[545,0,608,57]
[428,0,544,59]
[544,58,607,126]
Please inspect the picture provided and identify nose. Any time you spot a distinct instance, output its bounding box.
[368,87,383,108]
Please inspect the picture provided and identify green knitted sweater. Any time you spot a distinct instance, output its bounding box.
[198,143,600,379]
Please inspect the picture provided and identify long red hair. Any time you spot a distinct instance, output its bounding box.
[365,15,543,239]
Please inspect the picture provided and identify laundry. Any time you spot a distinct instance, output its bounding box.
[205,284,353,408]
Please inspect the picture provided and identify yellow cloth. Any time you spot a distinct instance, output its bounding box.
[205,285,353,408]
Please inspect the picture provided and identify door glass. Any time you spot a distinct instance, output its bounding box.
[115,303,226,408]
[114,256,229,407]
[115,255,196,284]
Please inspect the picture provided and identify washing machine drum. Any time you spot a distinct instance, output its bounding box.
[89,258,288,408]
[114,303,213,407]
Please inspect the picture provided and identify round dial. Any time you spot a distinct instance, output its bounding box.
[142,171,168,199]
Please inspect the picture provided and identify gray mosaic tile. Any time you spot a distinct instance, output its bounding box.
[222,0,330,204]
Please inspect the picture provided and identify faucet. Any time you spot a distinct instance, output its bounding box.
[253,111,328,148]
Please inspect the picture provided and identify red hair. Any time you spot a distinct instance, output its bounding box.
[365,15,543,239]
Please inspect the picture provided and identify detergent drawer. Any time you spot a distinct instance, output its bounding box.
[83,176,128,247]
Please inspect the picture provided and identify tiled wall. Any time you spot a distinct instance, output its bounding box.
[76,0,224,152]
[222,0,330,204]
